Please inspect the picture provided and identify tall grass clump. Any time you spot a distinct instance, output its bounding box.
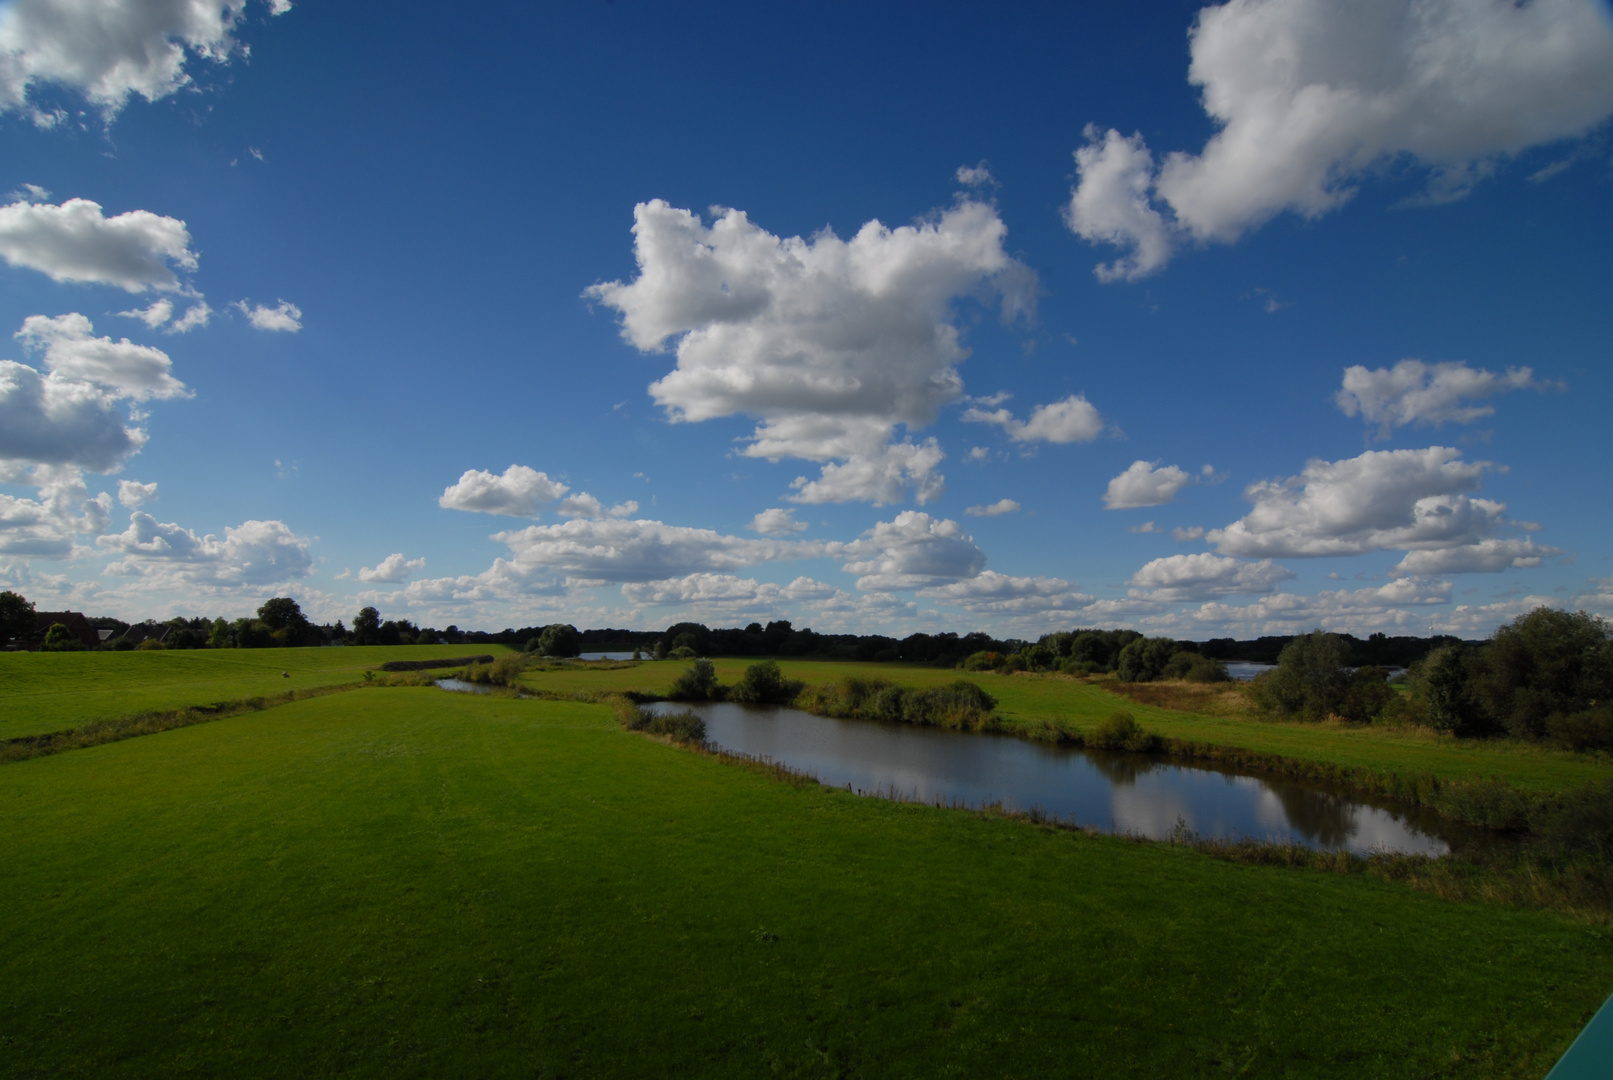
[624,705,707,743]
[457,653,532,686]
[798,677,999,731]
[1087,711,1161,753]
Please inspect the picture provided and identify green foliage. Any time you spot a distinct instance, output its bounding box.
[134,638,167,651]
[41,623,81,651]
[1410,644,1493,736]
[1337,666,1395,725]
[0,589,36,643]
[1547,707,1613,753]
[666,645,697,660]
[798,677,998,731]
[1115,637,1176,683]
[962,650,1002,672]
[729,660,804,705]
[1479,608,1613,740]
[1252,631,1350,720]
[1161,650,1230,683]
[667,658,719,701]
[352,606,381,646]
[207,617,232,649]
[537,623,582,658]
[1088,711,1161,752]
[624,706,707,743]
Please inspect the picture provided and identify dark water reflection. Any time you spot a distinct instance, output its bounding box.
[645,701,1477,856]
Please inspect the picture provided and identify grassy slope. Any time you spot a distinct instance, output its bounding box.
[518,660,1613,794]
[0,645,511,740]
[2,687,1609,1078]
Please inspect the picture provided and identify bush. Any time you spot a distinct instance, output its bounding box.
[1116,637,1176,683]
[537,623,582,658]
[798,677,997,731]
[668,658,719,701]
[729,660,803,705]
[626,707,707,743]
[134,638,167,651]
[1480,608,1613,740]
[1337,666,1394,725]
[1162,650,1229,683]
[1088,711,1160,752]
[962,650,1002,672]
[667,645,698,660]
[1548,707,1613,753]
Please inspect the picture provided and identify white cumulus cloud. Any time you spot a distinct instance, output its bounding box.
[0,359,144,471]
[357,552,426,584]
[492,517,821,585]
[116,479,156,507]
[1103,460,1194,509]
[1335,359,1555,437]
[234,299,302,332]
[964,498,1020,517]
[1127,552,1295,602]
[100,513,314,587]
[962,393,1105,444]
[585,195,1035,504]
[438,465,569,518]
[17,313,187,401]
[0,0,278,119]
[0,464,109,557]
[1391,537,1560,576]
[1067,0,1613,278]
[0,197,197,291]
[749,507,808,535]
[1207,446,1514,559]
[836,511,986,591]
[916,570,1094,617]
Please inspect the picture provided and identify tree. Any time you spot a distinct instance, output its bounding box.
[1116,637,1176,682]
[0,590,35,644]
[730,660,803,705]
[1413,645,1490,736]
[1478,608,1613,740]
[208,618,233,649]
[1254,630,1350,719]
[42,623,78,651]
[668,658,719,701]
[538,623,581,658]
[352,606,381,646]
[258,597,307,631]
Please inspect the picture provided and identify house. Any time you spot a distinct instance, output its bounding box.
[120,624,172,647]
[31,611,101,649]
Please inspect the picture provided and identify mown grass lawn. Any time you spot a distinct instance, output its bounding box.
[3,686,1608,1077]
[0,644,511,740]
[518,659,1613,795]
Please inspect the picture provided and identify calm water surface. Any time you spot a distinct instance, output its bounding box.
[645,701,1472,856]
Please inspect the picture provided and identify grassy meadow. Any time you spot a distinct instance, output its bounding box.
[0,644,510,740]
[3,651,1612,1075]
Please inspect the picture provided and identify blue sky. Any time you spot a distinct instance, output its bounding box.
[1,0,1610,639]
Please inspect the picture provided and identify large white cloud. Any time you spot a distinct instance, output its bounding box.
[438,465,570,517]
[586,196,1035,504]
[357,552,426,584]
[916,570,1094,617]
[1067,0,1613,278]
[1127,552,1295,601]
[1173,577,1454,636]
[836,511,986,591]
[0,359,144,471]
[17,313,188,400]
[749,507,808,536]
[0,464,109,557]
[1391,537,1560,576]
[99,513,314,586]
[1335,359,1553,437]
[0,198,197,291]
[493,517,821,585]
[0,0,287,119]
[1208,446,1517,559]
[1103,460,1194,509]
[962,394,1105,445]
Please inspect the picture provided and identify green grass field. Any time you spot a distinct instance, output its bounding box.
[516,659,1613,795]
[3,686,1610,1077]
[0,644,511,740]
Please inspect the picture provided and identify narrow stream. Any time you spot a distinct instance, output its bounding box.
[644,701,1478,856]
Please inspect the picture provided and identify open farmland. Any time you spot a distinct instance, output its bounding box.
[2,664,1612,1076]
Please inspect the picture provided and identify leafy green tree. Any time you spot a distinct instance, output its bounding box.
[1254,631,1350,719]
[1478,608,1613,740]
[1411,645,1491,736]
[352,606,381,646]
[258,597,307,632]
[729,660,803,705]
[668,658,719,701]
[538,623,581,658]
[42,623,78,651]
[1116,637,1176,682]
[0,590,35,644]
[208,618,233,649]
